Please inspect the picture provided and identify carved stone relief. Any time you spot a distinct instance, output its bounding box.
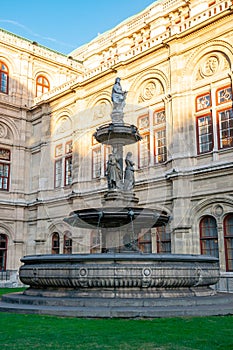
[196,53,230,80]
[93,100,111,120]
[0,122,12,140]
[138,79,164,103]
[54,117,71,135]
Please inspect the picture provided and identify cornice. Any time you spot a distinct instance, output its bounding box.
[0,28,83,70]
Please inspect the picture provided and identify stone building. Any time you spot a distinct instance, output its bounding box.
[0,0,233,291]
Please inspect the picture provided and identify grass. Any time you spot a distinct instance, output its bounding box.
[1,288,233,350]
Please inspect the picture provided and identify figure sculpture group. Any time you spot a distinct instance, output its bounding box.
[105,151,135,191]
[104,77,136,192]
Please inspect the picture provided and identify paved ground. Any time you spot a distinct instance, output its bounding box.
[1,292,233,318]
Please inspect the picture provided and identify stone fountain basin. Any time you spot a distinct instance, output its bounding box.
[93,123,142,145]
[63,207,169,229]
[19,253,220,298]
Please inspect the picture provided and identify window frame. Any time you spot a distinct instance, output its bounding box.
[216,85,232,106]
[153,109,167,164]
[196,114,214,155]
[54,141,72,188]
[138,230,152,253]
[63,232,72,254]
[0,61,9,94]
[0,148,11,191]
[138,132,150,168]
[217,107,233,150]
[0,234,7,270]
[36,75,50,97]
[92,146,102,179]
[195,92,211,112]
[223,214,233,272]
[64,156,72,186]
[200,215,219,258]
[51,233,60,254]
[156,226,171,253]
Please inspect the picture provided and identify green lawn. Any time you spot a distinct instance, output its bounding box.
[1,289,233,350]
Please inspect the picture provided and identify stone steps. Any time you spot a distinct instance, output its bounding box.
[1,292,233,318]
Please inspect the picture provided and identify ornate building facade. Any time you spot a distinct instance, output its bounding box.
[0,0,233,290]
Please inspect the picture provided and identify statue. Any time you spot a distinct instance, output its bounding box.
[124,152,135,191]
[111,77,127,123]
[105,153,122,190]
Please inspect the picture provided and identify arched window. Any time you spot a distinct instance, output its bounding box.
[0,61,9,94]
[224,214,233,272]
[200,216,219,258]
[63,232,72,254]
[51,233,60,254]
[36,75,50,97]
[0,234,7,270]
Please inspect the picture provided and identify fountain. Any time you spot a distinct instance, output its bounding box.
[1,78,223,318]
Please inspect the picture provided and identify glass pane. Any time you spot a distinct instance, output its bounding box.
[65,157,72,185]
[218,109,233,149]
[93,148,101,178]
[217,87,232,104]
[139,134,150,167]
[197,116,213,153]
[138,116,149,129]
[154,110,166,124]
[196,94,211,111]
[55,160,62,187]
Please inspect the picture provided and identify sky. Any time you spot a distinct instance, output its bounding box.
[0,0,156,55]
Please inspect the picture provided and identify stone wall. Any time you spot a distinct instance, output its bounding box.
[0,0,233,289]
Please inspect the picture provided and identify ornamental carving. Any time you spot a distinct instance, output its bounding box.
[0,122,12,139]
[196,53,230,80]
[54,117,71,135]
[201,56,219,76]
[93,100,111,120]
[138,79,163,103]
[0,123,7,138]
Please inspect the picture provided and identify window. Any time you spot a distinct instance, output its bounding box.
[138,110,167,168]
[65,156,72,186]
[224,214,233,272]
[154,109,167,163]
[195,85,233,154]
[90,230,101,253]
[200,216,219,258]
[196,92,211,111]
[217,108,233,149]
[54,141,72,188]
[0,234,7,270]
[36,75,50,97]
[91,136,111,179]
[51,233,60,254]
[0,148,10,191]
[138,230,152,253]
[196,115,213,154]
[63,232,72,254]
[216,86,232,105]
[92,147,101,178]
[139,133,150,168]
[156,226,171,253]
[0,61,9,94]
